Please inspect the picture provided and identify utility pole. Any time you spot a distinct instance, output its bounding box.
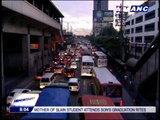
[115,0,128,61]
[0,0,5,119]
[67,22,69,32]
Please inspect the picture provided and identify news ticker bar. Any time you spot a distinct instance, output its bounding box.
[9,106,156,113]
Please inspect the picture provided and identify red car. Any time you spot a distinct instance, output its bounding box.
[65,68,75,78]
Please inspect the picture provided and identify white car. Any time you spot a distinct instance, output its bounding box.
[68,78,80,92]
[6,89,31,112]
[70,62,77,69]
[7,89,31,105]
[40,73,55,89]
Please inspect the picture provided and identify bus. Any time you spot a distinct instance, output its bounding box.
[94,51,107,67]
[81,56,94,77]
[92,67,123,106]
[79,95,123,120]
[22,84,70,120]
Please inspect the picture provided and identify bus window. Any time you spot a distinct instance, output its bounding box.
[105,85,122,97]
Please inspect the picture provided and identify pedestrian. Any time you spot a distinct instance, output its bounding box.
[123,74,128,85]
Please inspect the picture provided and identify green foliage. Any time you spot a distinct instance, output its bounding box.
[94,27,122,58]
[85,26,123,58]
[99,26,119,37]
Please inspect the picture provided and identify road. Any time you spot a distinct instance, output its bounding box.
[4,51,147,120]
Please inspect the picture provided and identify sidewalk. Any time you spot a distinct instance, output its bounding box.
[112,70,147,120]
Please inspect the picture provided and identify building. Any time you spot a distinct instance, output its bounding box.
[124,0,159,59]
[2,0,64,76]
[94,0,108,10]
[93,0,113,36]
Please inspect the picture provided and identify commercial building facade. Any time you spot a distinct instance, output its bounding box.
[93,0,113,36]
[124,0,159,58]
[2,0,64,76]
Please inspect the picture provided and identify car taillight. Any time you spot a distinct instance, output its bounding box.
[120,100,123,106]
[36,76,42,80]
[7,98,11,103]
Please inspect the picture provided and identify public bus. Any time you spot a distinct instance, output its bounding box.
[92,67,123,106]
[22,84,70,120]
[81,56,94,77]
[79,95,123,120]
[94,51,107,67]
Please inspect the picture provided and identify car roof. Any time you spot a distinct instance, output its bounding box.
[42,73,54,78]
[27,90,42,93]
[68,78,78,83]
[11,89,31,93]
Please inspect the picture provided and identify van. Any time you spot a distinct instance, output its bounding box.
[40,73,55,89]
[68,78,80,92]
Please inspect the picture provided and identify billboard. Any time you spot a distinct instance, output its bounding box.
[93,10,114,22]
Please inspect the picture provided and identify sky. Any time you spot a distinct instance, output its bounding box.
[52,0,145,36]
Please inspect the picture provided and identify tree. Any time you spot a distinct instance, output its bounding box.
[99,26,119,37]
[94,26,122,58]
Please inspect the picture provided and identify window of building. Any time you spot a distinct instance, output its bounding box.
[136,16,143,24]
[136,46,142,53]
[131,28,134,33]
[125,21,130,26]
[145,10,155,20]
[125,29,130,34]
[145,23,155,32]
[135,36,142,43]
[135,26,143,33]
[148,1,156,7]
[131,19,134,25]
[131,37,134,42]
[144,36,154,43]
[97,0,101,10]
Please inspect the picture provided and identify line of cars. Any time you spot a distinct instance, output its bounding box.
[34,45,81,90]
[6,42,82,117]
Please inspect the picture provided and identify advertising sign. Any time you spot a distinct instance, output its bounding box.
[93,10,114,22]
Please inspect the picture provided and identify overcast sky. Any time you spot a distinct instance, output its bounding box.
[52,0,144,36]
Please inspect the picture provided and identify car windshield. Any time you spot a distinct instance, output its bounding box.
[69,83,78,86]
[66,69,74,73]
[9,92,15,96]
[83,62,93,66]
[55,65,63,68]
[41,78,50,82]
[22,90,29,93]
